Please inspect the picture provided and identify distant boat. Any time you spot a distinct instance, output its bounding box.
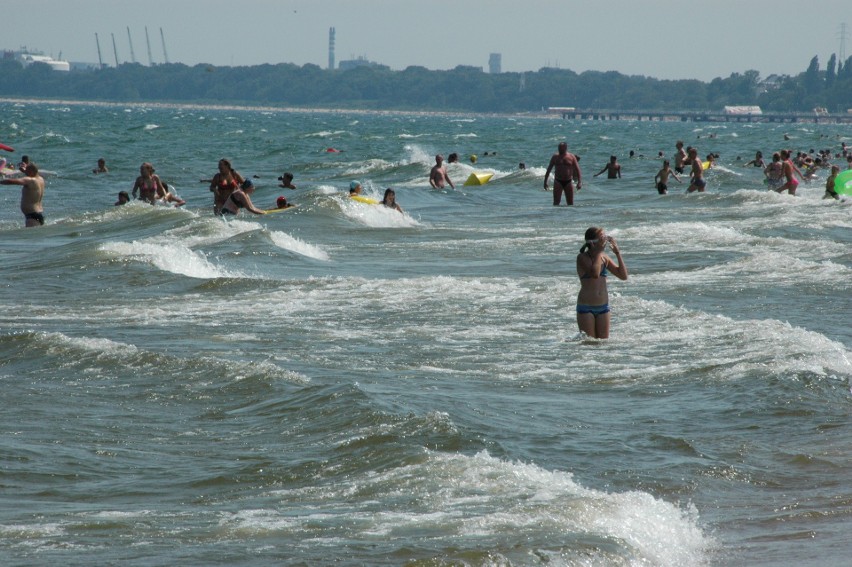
[15,48,70,72]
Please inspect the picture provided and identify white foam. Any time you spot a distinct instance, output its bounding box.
[339,197,421,228]
[163,216,262,248]
[268,230,330,261]
[304,130,347,138]
[612,296,852,382]
[403,143,434,165]
[100,239,237,279]
[226,450,713,564]
[342,158,394,176]
[314,184,340,195]
[42,332,139,356]
[34,330,310,383]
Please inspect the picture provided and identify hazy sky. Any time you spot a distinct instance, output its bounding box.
[4,0,849,82]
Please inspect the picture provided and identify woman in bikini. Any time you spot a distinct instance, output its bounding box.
[219,179,266,216]
[209,158,244,215]
[576,227,628,339]
[745,151,766,169]
[774,149,804,195]
[131,162,166,204]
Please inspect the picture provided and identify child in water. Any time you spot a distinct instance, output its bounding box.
[824,165,841,200]
[654,160,681,194]
[381,188,403,212]
[275,196,295,209]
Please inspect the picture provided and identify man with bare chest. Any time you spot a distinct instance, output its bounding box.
[544,142,582,206]
[1,163,45,227]
[429,154,455,189]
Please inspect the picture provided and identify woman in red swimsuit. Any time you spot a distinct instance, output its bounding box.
[132,162,166,204]
[209,158,244,214]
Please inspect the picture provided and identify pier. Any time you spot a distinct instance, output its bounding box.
[547,107,852,124]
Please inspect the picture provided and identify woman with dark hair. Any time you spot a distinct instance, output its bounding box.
[745,150,766,168]
[576,227,628,339]
[209,158,245,215]
[774,149,804,195]
[219,179,265,216]
[381,188,403,212]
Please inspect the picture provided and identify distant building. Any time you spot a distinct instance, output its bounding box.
[338,56,386,71]
[4,48,70,71]
[489,53,501,74]
[724,106,762,116]
[759,74,784,94]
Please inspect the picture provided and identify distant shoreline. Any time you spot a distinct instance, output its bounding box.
[0,97,551,120]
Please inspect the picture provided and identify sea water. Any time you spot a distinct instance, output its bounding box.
[0,100,850,566]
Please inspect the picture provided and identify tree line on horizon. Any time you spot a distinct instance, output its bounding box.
[1,54,850,114]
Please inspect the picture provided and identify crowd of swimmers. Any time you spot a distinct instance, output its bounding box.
[3,138,848,345]
[538,137,850,203]
[2,135,849,228]
[0,150,412,228]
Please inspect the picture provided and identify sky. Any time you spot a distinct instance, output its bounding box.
[3,0,849,82]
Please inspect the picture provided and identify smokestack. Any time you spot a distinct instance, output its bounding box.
[328,27,335,70]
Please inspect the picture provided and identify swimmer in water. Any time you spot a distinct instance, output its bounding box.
[381,188,403,212]
[575,227,628,339]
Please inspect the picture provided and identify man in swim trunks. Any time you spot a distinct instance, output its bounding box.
[1,162,45,227]
[544,142,582,206]
[686,148,706,193]
[429,154,455,189]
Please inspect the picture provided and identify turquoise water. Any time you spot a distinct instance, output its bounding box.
[0,100,850,566]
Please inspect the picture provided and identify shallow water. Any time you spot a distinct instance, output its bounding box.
[0,101,850,566]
